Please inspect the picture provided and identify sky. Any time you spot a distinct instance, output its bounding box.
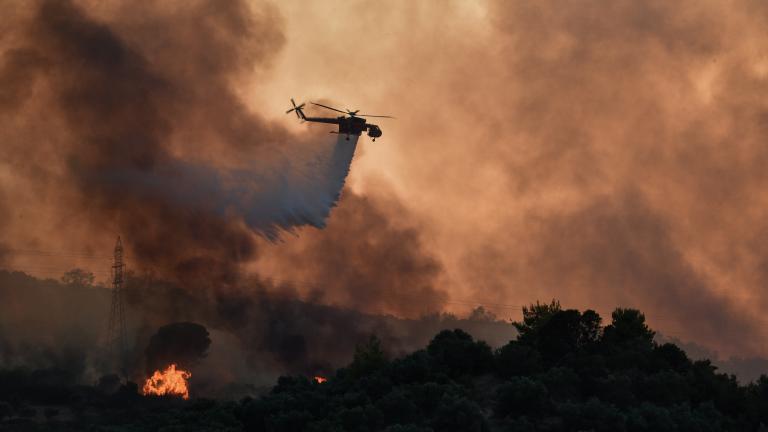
[2,0,768,359]
[251,0,768,358]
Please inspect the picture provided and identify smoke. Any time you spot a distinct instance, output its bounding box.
[144,322,211,374]
[0,0,361,287]
[257,189,446,317]
[247,0,768,358]
[522,191,760,355]
[5,0,768,387]
[0,271,104,374]
[0,0,450,389]
[122,274,508,383]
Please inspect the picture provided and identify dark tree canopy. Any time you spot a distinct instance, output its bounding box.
[3,303,768,431]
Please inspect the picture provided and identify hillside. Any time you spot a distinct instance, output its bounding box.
[2,302,768,431]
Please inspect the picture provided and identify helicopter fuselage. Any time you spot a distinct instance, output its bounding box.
[303,116,382,140]
[286,99,389,141]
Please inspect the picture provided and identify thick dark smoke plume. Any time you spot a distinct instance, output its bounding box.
[144,322,211,374]
[0,0,367,285]
[0,0,453,390]
[257,190,447,318]
[0,0,276,285]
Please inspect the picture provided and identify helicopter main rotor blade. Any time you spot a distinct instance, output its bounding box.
[358,114,396,119]
[311,102,348,115]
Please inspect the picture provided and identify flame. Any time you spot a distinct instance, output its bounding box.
[142,364,191,399]
[313,376,327,384]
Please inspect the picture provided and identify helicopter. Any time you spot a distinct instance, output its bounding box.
[286,99,393,141]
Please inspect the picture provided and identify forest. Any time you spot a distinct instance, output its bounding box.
[2,301,768,431]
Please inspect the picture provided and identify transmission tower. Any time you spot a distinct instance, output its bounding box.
[106,236,127,372]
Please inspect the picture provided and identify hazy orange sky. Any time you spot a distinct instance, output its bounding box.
[3,0,768,358]
[248,0,768,356]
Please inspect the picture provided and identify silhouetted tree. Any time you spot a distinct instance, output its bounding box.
[349,335,388,379]
[602,308,655,349]
[60,268,94,287]
[427,329,493,377]
[512,299,561,345]
[653,342,693,373]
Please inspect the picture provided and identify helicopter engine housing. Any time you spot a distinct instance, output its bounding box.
[367,125,382,138]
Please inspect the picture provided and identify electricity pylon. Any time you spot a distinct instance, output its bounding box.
[106,236,127,373]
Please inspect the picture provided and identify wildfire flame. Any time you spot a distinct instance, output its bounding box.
[142,364,191,399]
[313,376,327,384]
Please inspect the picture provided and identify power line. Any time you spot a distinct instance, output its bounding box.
[4,249,114,260]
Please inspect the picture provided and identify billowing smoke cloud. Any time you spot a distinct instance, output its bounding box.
[257,189,446,317]
[0,0,454,387]
[0,0,361,286]
[5,0,768,385]
[144,322,211,374]
[250,0,768,359]
[122,272,505,382]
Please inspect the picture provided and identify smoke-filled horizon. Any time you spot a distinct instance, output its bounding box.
[3,0,768,366]
[252,0,768,359]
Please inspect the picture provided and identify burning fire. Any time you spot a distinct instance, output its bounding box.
[142,364,191,399]
[313,376,327,384]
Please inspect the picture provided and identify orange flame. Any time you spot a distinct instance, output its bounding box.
[313,376,327,383]
[142,364,191,399]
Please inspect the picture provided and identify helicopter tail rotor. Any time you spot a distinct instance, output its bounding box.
[286,98,306,119]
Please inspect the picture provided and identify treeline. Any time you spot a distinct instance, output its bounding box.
[240,301,768,431]
[2,302,768,431]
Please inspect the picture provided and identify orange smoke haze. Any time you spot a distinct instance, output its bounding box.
[2,0,768,360]
[252,0,768,357]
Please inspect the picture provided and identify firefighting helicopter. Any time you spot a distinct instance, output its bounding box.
[286,99,393,141]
